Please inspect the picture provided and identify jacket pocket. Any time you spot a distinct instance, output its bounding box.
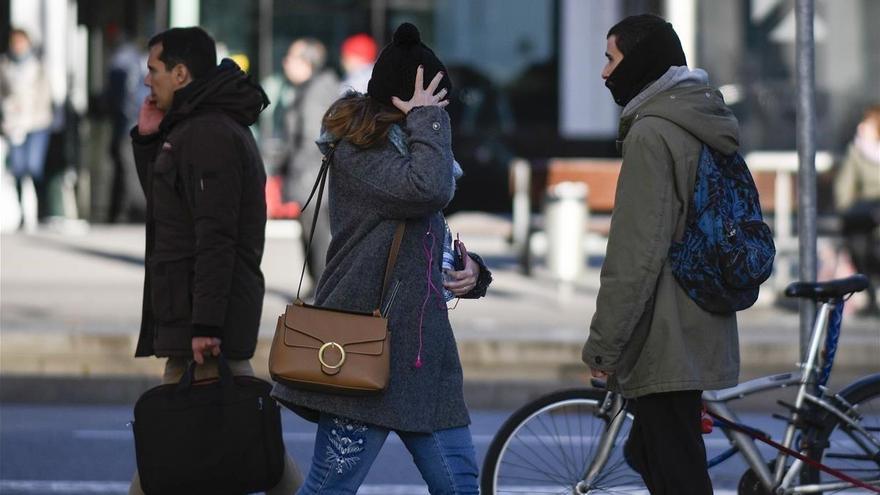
[151,150,191,219]
[150,258,194,325]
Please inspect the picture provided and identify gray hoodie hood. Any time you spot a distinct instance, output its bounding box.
[619,66,739,155]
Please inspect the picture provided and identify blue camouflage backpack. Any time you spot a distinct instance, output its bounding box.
[668,145,776,313]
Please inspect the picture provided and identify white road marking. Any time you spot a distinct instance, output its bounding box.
[0,481,129,493]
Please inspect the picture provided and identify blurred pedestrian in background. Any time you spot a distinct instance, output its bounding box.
[275,37,339,287]
[103,25,148,223]
[834,104,880,317]
[584,14,741,495]
[339,33,377,94]
[271,23,491,494]
[128,26,302,494]
[0,28,52,230]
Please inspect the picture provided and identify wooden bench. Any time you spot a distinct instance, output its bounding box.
[544,160,790,214]
[540,160,787,215]
[511,151,837,288]
[543,158,621,236]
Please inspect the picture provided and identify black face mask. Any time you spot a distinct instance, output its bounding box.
[605,23,687,107]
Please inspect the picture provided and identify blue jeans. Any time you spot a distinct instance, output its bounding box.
[7,129,50,182]
[297,414,479,494]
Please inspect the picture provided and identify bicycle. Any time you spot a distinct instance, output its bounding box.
[481,274,880,494]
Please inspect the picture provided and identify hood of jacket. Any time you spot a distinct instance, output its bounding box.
[160,58,269,133]
[618,66,739,155]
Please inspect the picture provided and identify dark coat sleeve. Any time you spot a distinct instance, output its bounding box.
[459,252,492,299]
[130,126,161,195]
[337,106,455,219]
[180,123,244,334]
[582,126,677,372]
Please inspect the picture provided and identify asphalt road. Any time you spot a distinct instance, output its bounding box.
[0,403,805,494]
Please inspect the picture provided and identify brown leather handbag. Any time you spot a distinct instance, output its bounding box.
[269,144,405,395]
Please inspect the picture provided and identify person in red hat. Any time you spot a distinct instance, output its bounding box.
[339,33,377,94]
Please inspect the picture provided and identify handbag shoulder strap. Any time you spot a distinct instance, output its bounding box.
[379,222,406,311]
[295,145,406,313]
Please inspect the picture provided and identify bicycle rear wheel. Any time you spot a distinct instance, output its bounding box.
[806,373,880,493]
[481,388,645,494]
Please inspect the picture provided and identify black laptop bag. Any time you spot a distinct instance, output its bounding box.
[133,355,285,495]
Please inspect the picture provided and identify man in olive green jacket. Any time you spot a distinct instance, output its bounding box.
[583,14,740,494]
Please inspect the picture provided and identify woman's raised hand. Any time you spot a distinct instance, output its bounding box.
[391,65,448,115]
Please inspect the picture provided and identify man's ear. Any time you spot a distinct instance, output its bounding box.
[171,64,193,87]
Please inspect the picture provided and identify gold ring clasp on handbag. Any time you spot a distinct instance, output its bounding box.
[318,342,346,369]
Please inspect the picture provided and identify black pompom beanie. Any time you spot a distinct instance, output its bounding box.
[367,23,452,108]
[605,21,687,107]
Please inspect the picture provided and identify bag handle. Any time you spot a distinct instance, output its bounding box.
[295,144,406,313]
[177,353,233,393]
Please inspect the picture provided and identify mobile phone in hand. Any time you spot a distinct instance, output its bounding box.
[453,234,467,271]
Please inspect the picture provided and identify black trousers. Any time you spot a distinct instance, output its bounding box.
[108,136,128,223]
[623,390,713,495]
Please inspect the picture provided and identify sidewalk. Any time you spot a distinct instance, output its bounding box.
[1,213,877,408]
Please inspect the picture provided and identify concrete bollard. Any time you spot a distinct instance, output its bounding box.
[545,181,588,283]
[509,158,532,274]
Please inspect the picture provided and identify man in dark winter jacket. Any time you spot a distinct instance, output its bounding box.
[583,14,740,495]
[128,26,302,494]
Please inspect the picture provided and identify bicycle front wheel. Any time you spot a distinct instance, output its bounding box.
[481,388,645,494]
[806,373,880,493]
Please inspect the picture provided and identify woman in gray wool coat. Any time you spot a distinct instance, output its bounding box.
[271,23,491,494]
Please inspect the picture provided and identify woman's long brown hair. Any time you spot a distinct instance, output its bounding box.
[322,93,405,149]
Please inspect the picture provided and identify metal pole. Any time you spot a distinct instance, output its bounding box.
[795,0,817,360]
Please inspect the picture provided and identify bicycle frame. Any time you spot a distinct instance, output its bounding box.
[582,392,627,489]
[581,298,880,494]
[704,298,880,494]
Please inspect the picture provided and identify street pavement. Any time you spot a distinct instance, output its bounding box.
[0,402,795,494]
[1,213,878,410]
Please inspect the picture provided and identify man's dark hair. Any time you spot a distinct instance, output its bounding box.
[148,27,216,80]
[607,14,668,56]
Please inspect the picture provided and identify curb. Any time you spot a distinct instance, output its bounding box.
[2,370,872,412]
[2,331,875,411]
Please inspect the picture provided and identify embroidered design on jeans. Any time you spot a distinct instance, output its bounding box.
[325,417,367,474]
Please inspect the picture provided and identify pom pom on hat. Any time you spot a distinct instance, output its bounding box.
[393,22,421,45]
